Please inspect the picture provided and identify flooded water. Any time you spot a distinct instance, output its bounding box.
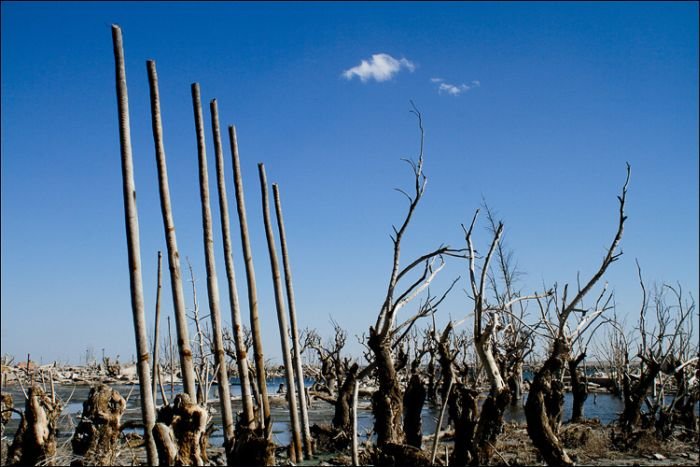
[2,378,628,449]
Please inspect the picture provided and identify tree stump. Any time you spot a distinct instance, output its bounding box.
[71,384,126,466]
[230,426,276,466]
[1,393,13,465]
[0,393,12,437]
[7,385,62,466]
[152,393,209,466]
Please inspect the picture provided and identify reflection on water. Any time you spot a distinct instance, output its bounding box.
[1,380,628,448]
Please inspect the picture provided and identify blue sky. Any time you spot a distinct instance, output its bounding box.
[2,1,698,364]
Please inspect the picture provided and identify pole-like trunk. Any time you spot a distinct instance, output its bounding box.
[430,379,452,465]
[210,100,256,429]
[110,25,158,465]
[258,163,303,462]
[191,84,235,453]
[228,125,271,431]
[152,251,163,403]
[272,183,314,456]
[167,316,174,402]
[351,380,359,466]
[146,60,197,401]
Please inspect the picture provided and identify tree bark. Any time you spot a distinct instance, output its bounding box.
[209,100,256,430]
[228,126,271,431]
[333,363,359,433]
[403,371,426,449]
[525,339,573,467]
[258,163,303,462]
[568,352,588,423]
[620,360,661,429]
[508,361,523,406]
[352,380,360,466]
[153,394,209,466]
[152,251,163,403]
[8,385,61,466]
[273,183,314,456]
[146,60,197,401]
[472,332,511,464]
[368,328,403,446]
[71,385,125,466]
[191,84,235,455]
[111,25,158,465]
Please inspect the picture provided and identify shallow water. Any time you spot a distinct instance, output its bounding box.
[0,379,629,448]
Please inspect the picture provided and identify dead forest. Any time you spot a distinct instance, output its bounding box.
[1,25,698,467]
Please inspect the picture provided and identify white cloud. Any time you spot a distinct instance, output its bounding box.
[433,78,480,96]
[343,53,416,82]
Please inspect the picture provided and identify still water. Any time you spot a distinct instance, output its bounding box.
[2,378,626,448]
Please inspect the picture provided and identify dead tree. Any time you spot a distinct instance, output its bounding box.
[71,384,126,466]
[483,204,535,407]
[369,103,459,447]
[525,163,630,466]
[305,324,348,396]
[258,163,303,462]
[7,385,61,466]
[619,271,697,433]
[147,59,198,401]
[595,310,629,397]
[152,251,163,403]
[110,25,157,465]
[435,322,478,466]
[153,393,209,466]
[185,261,211,405]
[228,125,271,432]
[273,183,314,456]
[461,212,536,463]
[191,85,235,454]
[209,100,256,433]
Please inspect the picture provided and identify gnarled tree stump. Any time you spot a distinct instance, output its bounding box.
[152,393,209,466]
[7,385,62,466]
[1,393,12,437]
[71,384,126,466]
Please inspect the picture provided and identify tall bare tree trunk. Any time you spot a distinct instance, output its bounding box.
[352,380,359,466]
[147,59,197,401]
[191,84,236,454]
[110,24,158,466]
[168,316,174,401]
[272,183,314,456]
[228,125,271,432]
[209,100,256,429]
[152,251,163,403]
[258,163,303,462]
